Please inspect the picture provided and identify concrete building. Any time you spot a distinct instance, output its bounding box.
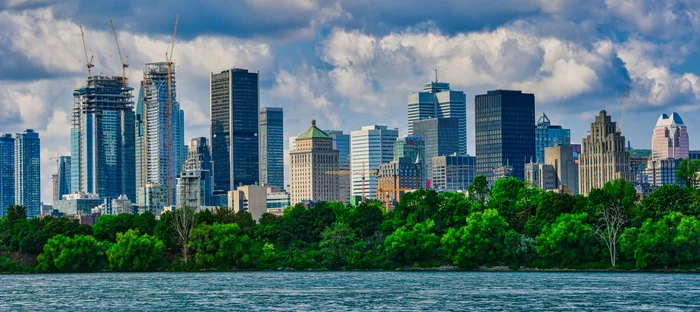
[267,187,290,215]
[324,130,351,204]
[408,80,467,156]
[525,162,557,191]
[15,129,40,219]
[536,113,570,163]
[136,63,185,206]
[176,138,213,210]
[228,185,267,221]
[0,134,13,217]
[544,145,579,195]
[136,183,168,215]
[646,113,689,186]
[289,120,339,204]
[475,90,535,184]
[376,157,422,210]
[54,193,101,216]
[350,125,398,200]
[72,76,135,203]
[413,118,460,186]
[579,110,633,195]
[629,149,652,185]
[211,68,260,197]
[431,155,476,192]
[260,107,284,189]
[394,136,426,187]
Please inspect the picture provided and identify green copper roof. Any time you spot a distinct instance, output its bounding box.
[297,120,331,140]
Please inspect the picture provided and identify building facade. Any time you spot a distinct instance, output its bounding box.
[0,134,14,217]
[53,193,101,216]
[55,156,71,201]
[544,145,579,195]
[412,118,460,186]
[15,129,40,219]
[646,113,689,186]
[394,136,426,187]
[324,130,351,204]
[350,125,398,200]
[376,157,422,210]
[211,68,260,196]
[578,110,633,195]
[431,155,476,192]
[228,185,267,221]
[72,76,135,202]
[176,138,213,210]
[136,183,168,215]
[135,63,185,206]
[289,120,339,204]
[525,162,557,191]
[260,107,284,189]
[408,81,467,156]
[475,90,536,184]
[535,113,570,163]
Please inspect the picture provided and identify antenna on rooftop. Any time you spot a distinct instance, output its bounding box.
[435,68,438,82]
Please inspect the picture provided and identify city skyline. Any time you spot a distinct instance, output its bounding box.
[3,2,700,203]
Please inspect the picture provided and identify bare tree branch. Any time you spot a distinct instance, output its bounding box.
[592,202,628,269]
[172,206,196,265]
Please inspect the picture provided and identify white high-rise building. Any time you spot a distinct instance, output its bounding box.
[350,125,398,200]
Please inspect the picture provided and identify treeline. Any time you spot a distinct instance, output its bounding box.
[2,162,700,272]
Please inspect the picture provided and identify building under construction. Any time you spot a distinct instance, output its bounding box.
[71,76,136,202]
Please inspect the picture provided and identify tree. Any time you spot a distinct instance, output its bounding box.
[92,214,136,242]
[487,177,525,231]
[535,213,601,268]
[468,175,490,207]
[348,201,384,237]
[634,185,698,226]
[441,209,509,268]
[172,207,197,265]
[384,219,440,266]
[592,179,636,268]
[37,234,107,273]
[155,211,176,252]
[1,205,27,247]
[189,223,251,269]
[677,158,700,188]
[319,221,356,269]
[107,229,164,272]
[621,212,700,269]
[133,211,157,235]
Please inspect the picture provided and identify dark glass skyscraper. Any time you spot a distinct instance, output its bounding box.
[211,68,259,195]
[0,134,14,217]
[15,129,40,219]
[475,90,535,184]
[412,118,460,186]
[260,107,284,189]
[57,156,71,201]
[408,81,467,156]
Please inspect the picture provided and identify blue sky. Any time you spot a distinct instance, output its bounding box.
[2,0,700,203]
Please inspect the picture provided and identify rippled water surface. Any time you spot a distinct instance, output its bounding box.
[1,272,699,311]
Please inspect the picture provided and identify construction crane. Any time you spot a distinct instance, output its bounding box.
[378,187,415,212]
[619,85,629,133]
[326,163,378,203]
[110,19,129,88]
[165,14,179,206]
[79,25,94,79]
[48,153,60,173]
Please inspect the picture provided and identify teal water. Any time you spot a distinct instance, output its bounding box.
[0,272,698,311]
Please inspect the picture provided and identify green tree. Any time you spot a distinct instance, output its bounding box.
[189,223,252,270]
[468,175,490,207]
[523,192,576,238]
[535,213,601,268]
[633,185,698,226]
[384,219,440,266]
[488,177,525,229]
[92,214,135,242]
[133,211,157,235]
[621,212,700,269]
[1,205,28,248]
[232,210,256,236]
[348,200,384,237]
[676,158,700,188]
[441,209,509,268]
[107,229,165,272]
[37,234,107,273]
[435,192,472,230]
[504,230,535,267]
[319,221,356,269]
[155,211,176,252]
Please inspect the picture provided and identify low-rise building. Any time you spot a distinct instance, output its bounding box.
[228,185,267,221]
[431,155,476,192]
[54,193,101,216]
[136,184,168,215]
[524,162,557,191]
[376,157,422,210]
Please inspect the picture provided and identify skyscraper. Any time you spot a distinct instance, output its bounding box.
[176,138,213,210]
[475,90,536,184]
[0,134,14,217]
[408,80,467,155]
[15,129,40,219]
[350,125,398,200]
[289,120,339,204]
[646,112,689,186]
[324,130,351,204]
[260,107,284,189]
[545,145,578,195]
[53,156,71,201]
[413,118,460,186]
[394,136,426,187]
[72,76,135,202]
[579,110,633,195]
[535,113,570,163]
[135,63,185,206]
[211,68,259,195]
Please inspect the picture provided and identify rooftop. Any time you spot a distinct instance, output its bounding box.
[296,120,331,140]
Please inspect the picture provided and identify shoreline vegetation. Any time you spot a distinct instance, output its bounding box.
[2,160,700,274]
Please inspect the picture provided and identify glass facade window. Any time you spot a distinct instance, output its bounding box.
[260,107,284,189]
[408,81,467,156]
[535,113,570,163]
[412,118,460,186]
[15,129,41,219]
[0,134,14,217]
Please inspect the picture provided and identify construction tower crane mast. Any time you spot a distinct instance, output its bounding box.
[326,162,378,203]
[109,19,129,87]
[165,14,179,206]
[79,25,94,78]
[619,85,629,133]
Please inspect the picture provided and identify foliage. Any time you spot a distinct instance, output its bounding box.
[621,212,700,269]
[107,229,165,272]
[189,223,252,270]
[442,209,508,268]
[676,158,700,188]
[535,213,601,268]
[384,219,440,266]
[37,234,107,273]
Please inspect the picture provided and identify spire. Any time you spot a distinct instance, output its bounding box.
[311,119,316,127]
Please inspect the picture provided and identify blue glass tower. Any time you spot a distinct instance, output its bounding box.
[57,156,71,200]
[535,113,570,163]
[260,107,284,189]
[408,81,467,156]
[413,118,460,186]
[15,129,40,219]
[0,134,14,217]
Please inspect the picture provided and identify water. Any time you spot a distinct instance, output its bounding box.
[0,272,698,311]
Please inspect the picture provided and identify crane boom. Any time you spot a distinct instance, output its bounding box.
[165,14,179,206]
[79,25,94,78]
[620,85,629,133]
[110,19,129,87]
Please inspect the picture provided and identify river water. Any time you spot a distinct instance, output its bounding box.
[0,272,698,311]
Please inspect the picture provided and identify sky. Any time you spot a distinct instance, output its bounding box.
[2,0,700,204]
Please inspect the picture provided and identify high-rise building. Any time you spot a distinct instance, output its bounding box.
[646,113,689,186]
[135,63,185,206]
[544,145,578,195]
[260,107,284,189]
[350,125,398,200]
[535,113,570,163]
[54,156,71,201]
[376,157,422,210]
[136,183,168,215]
[413,118,460,186]
[408,80,467,156]
[15,129,40,219]
[475,90,536,184]
[176,138,214,210]
[578,110,633,195]
[431,155,476,192]
[72,76,135,202]
[394,136,426,186]
[629,149,651,185]
[0,134,14,217]
[325,130,351,204]
[211,68,260,196]
[289,120,339,204]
